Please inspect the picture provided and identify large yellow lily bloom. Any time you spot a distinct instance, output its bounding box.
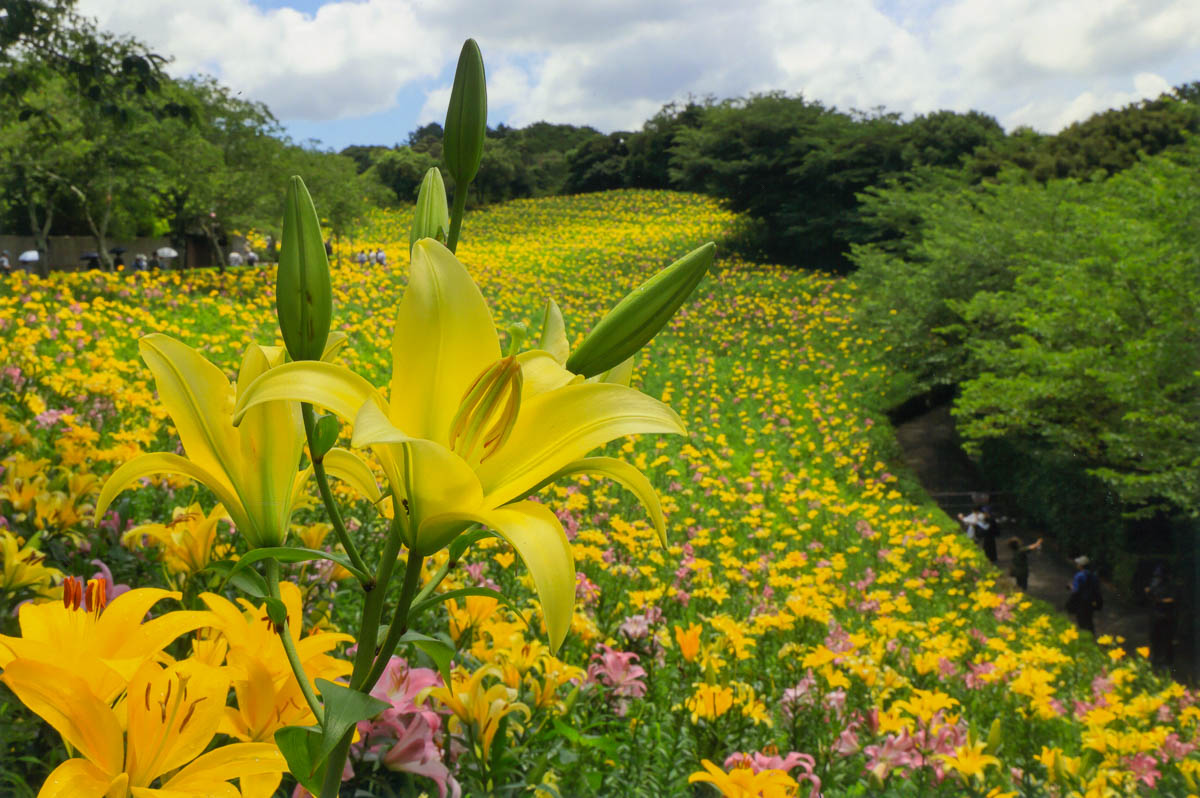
[94,335,379,549]
[0,586,213,704]
[233,239,684,650]
[1,657,286,798]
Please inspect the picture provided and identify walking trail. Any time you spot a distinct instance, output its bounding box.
[891,405,1178,675]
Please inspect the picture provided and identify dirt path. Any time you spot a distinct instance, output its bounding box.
[893,405,1177,674]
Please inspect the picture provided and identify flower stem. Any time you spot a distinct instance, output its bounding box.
[447,183,468,253]
[361,551,426,690]
[301,402,372,584]
[265,557,324,724]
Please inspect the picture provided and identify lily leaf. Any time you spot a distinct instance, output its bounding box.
[313,678,390,763]
[203,559,268,598]
[274,725,325,795]
[398,630,455,684]
[227,547,371,585]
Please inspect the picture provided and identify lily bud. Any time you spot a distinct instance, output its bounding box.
[449,356,522,463]
[411,167,450,252]
[566,242,714,377]
[277,176,333,361]
[442,38,487,186]
[986,717,1003,754]
[311,413,339,460]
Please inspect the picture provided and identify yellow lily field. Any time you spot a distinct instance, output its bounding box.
[1,190,1198,797]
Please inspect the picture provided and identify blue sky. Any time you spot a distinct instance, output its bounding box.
[79,0,1200,152]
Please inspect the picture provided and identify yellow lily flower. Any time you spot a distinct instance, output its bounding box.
[0,530,60,596]
[0,582,213,704]
[123,503,233,578]
[95,335,379,549]
[1,657,286,798]
[233,239,685,650]
[199,582,352,742]
[427,664,530,763]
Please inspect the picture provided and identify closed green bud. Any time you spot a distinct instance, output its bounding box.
[411,167,450,252]
[442,39,487,185]
[311,413,339,459]
[986,718,1003,754]
[277,176,332,361]
[566,242,715,377]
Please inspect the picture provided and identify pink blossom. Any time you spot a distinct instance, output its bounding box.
[1125,753,1161,787]
[586,644,646,716]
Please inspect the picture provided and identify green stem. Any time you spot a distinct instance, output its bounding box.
[409,558,450,611]
[302,403,372,583]
[318,509,408,798]
[447,183,467,253]
[265,558,324,724]
[361,551,426,690]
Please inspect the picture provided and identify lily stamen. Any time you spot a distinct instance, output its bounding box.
[449,356,523,463]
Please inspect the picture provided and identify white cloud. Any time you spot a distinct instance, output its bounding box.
[77,0,1200,139]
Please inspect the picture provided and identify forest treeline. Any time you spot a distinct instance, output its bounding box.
[0,1,385,272]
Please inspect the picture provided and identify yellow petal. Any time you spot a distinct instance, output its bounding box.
[138,335,242,488]
[536,298,570,364]
[234,345,305,547]
[388,239,500,443]
[125,661,229,784]
[321,330,349,362]
[590,355,634,386]
[425,501,574,652]
[530,456,667,545]
[36,758,116,798]
[157,742,285,794]
[517,350,582,398]
[294,447,382,506]
[232,361,382,427]
[1,659,124,776]
[94,453,251,537]
[477,382,685,508]
[352,400,483,550]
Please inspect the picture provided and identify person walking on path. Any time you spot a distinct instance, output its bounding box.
[957,496,996,562]
[1145,564,1176,671]
[1066,556,1101,635]
[1008,537,1043,591]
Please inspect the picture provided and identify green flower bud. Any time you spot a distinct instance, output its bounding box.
[277,175,333,362]
[311,413,339,460]
[411,167,450,252]
[566,242,715,378]
[442,39,487,185]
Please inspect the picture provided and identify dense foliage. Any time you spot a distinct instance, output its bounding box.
[1,191,1197,797]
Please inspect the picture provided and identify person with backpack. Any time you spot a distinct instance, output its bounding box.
[1066,555,1101,634]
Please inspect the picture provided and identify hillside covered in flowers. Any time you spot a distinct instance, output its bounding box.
[1,190,1196,797]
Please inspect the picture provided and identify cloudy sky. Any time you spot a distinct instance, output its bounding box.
[78,0,1200,151]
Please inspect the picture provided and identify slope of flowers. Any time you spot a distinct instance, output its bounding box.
[1,189,1197,797]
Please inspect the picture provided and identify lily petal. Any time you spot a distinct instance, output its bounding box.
[536,298,570,364]
[389,239,500,443]
[232,361,381,427]
[93,453,251,537]
[517,350,582,398]
[139,334,242,488]
[1,659,124,776]
[477,382,685,508]
[157,742,285,794]
[295,447,383,505]
[36,758,117,798]
[528,456,668,546]
[423,501,574,652]
[352,400,483,549]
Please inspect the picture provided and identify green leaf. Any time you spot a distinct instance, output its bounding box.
[203,559,268,597]
[264,597,288,629]
[397,630,455,684]
[447,526,491,564]
[313,678,390,763]
[274,725,325,795]
[227,547,370,585]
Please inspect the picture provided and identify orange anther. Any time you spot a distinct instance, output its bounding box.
[62,576,84,610]
[85,579,108,613]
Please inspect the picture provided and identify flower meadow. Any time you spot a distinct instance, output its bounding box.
[1,189,1199,797]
